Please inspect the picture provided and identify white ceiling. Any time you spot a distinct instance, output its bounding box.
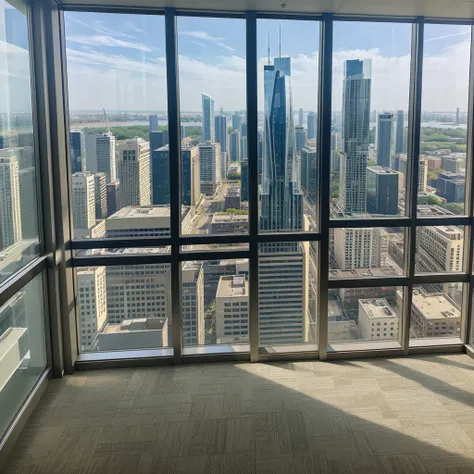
[59,0,474,20]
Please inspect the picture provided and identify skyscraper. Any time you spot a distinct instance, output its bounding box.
[307,111,317,140]
[339,59,371,214]
[72,172,95,238]
[214,114,227,152]
[181,261,205,346]
[85,132,116,183]
[376,112,393,168]
[232,112,242,132]
[229,130,241,163]
[152,145,200,207]
[241,158,248,202]
[202,93,215,142]
[106,180,120,216]
[367,166,399,215]
[259,49,307,345]
[395,110,405,154]
[240,136,247,160]
[93,173,107,220]
[149,114,159,132]
[150,130,169,153]
[198,142,220,195]
[300,145,317,205]
[70,131,84,174]
[298,108,304,126]
[0,151,22,250]
[295,126,306,153]
[117,138,150,207]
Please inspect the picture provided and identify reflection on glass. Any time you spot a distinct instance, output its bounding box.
[259,241,318,346]
[0,0,40,284]
[76,264,172,352]
[331,22,411,218]
[65,12,168,238]
[409,283,463,340]
[329,227,404,279]
[177,17,247,236]
[0,274,47,439]
[418,25,470,216]
[181,259,249,347]
[415,226,464,274]
[257,20,320,233]
[328,286,402,346]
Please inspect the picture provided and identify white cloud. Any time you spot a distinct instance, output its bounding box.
[425,31,470,43]
[67,35,152,52]
[181,31,235,52]
[192,41,205,48]
[67,16,136,40]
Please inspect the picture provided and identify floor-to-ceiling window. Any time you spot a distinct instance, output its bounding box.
[0,0,48,442]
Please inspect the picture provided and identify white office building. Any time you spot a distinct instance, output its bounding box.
[0,150,22,251]
[358,298,399,340]
[85,132,116,183]
[198,142,221,195]
[71,172,96,238]
[77,266,107,351]
[117,138,150,207]
[181,261,205,346]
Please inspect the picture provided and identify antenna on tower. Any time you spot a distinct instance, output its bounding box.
[102,107,109,133]
[279,25,282,58]
[267,30,271,65]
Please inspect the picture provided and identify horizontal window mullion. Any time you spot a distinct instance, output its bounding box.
[328,276,410,289]
[330,218,411,228]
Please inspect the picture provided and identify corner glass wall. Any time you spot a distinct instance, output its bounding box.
[0,0,48,443]
[64,9,474,362]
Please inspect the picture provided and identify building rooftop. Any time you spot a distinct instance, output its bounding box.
[417,204,455,217]
[88,247,171,256]
[359,298,398,319]
[411,288,461,320]
[103,317,167,334]
[329,266,401,279]
[212,213,248,224]
[367,166,399,175]
[217,275,248,298]
[109,206,171,219]
[225,186,241,197]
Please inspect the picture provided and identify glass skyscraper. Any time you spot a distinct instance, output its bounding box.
[376,112,393,168]
[339,59,371,214]
[202,93,215,142]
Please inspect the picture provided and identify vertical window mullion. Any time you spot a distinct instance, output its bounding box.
[317,13,333,361]
[403,18,424,354]
[246,11,259,362]
[165,8,182,363]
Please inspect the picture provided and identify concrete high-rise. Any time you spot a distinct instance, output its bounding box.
[241,158,248,202]
[85,132,116,183]
[395,110,405,154]
[0,151,22,250]
[307,111,317,140]
[240,136,247,160]
[214,114,227,152]
[298,108,304,126]
[72,172,95,238]
[198,142,220,195]
[202,93,215,142]
[376,112,393,168]
[117,138,150,207]
[339,59,371,214]
[70,131,84,174]
[181,261,205,346]
[93,173,107,220]
[367,166,399,215]
[229,130,240,163]
[77,266,107,351]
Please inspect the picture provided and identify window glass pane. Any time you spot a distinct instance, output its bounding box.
[0,274,47,439]
[177,17,247,236]
[64,12,168,238]
[259,241,318,349]
[331,22,411,218]
[328,286,403,350]
[418,25,470,216]
[329,227,405,279]
[415,226,464,274]
[0,0,40,283]
[258,19,320,233]
[410,283,463,342]
[181,259,249,349]
[75,265,172,353]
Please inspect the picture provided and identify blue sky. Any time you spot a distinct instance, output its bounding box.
[64,12,471,114]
